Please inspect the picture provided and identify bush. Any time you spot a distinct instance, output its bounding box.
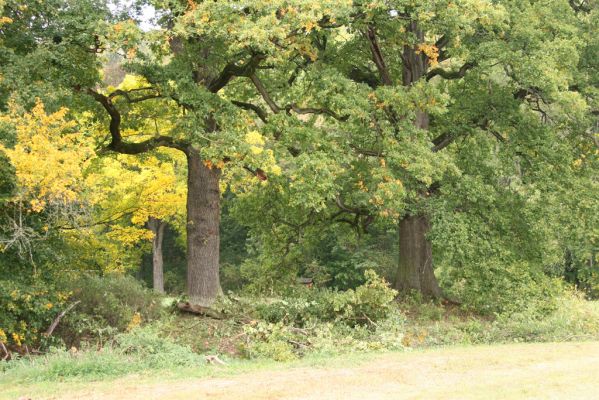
[56,274,164,345]
[443,260,563,316]
[0,278,70,349]
[1,326,202,381]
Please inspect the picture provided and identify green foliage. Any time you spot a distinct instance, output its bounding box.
[442,260,563,316]
[404,294,599,347]
[1,326,202,381]
[56,274,164,345]
[254,270,397,327]
[0,278,69,348]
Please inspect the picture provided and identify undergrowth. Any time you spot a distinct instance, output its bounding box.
[2,274,599,384]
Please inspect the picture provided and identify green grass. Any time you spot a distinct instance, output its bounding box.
[0,349,390,400]
[3,342,599,400]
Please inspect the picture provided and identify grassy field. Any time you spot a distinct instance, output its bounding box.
[3,341,599,400]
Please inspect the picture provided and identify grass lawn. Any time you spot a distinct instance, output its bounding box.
[2,341,599,400]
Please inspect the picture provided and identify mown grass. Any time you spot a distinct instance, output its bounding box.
[0,349,390,400]
[3,342,599,400]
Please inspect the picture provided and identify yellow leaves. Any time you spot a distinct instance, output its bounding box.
[0,329,6,343]
[200,12,210,23]
[45,303,53,310]
[106,225,153,246]
[416,43,439,67]
[250,145,263,155]
[127,312,142,331]
[245,130,266,146]
[0,16,13,25]
[269,165,282,176]
[304,20,317,33]
[203,159,226,169]
[30,199,46,213]
[126,47,137,59]
[298,43,318,61]
[0,100,91,212]
[119,74,149,91]
[357,180,368,192]
[12,332,22,347]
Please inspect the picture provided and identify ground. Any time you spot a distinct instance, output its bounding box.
[4,341,599,400]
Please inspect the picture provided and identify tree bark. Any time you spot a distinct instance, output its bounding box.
[148,217,166,293]
[186,147,222,306]
[395,215,442,298]
[393,21,442,298]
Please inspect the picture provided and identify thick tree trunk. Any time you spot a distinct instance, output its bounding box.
[186,147,222,306]
[395,215,442,298]
[148,217,166,293]
[393,21,442,298]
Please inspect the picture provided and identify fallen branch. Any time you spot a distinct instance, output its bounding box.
[287,339,311,349]
[45,301,81,337]
[0,341,10,361]
[205,355,227,366]
[177,302,224,319]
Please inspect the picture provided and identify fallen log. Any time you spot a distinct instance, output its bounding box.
[205,354,227,365]
[177,302,223,319]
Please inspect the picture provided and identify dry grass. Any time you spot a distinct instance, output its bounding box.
[5,341,599,400]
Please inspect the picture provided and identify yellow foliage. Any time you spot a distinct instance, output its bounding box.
[245,130,266,146]
[0,100,92,211]
[127,312,142,331]
[416,43,439,67]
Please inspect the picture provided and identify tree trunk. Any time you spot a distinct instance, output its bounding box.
[148,217,166,293]
[393,21,442,298]
[186,147,222,306]
[395,215,442,298]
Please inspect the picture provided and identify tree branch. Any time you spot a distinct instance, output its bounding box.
[431,132,456,152]
[285,103,349,121]
[45,301,81,337]
[365,26,393,86]
[426,62,476,81]
[207,54,265,93]
[87,89,187,154]
[231,100,269,123]
[249,72,281,113]
[568,0,591,13]
[249,73,348,121]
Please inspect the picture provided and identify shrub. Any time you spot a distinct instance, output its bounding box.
[1,326,202,381]
[444,260,563,316]
[56,274,164,345]
[0,278,70,349]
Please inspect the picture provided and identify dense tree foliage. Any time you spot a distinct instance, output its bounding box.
[0,0,597,351]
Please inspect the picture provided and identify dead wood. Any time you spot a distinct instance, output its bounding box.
[177,302,224,319]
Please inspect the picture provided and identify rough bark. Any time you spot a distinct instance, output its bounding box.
[394,22,442,298]
[395,215,442,298]
[148,217,166,293]
[186,147,222,306]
